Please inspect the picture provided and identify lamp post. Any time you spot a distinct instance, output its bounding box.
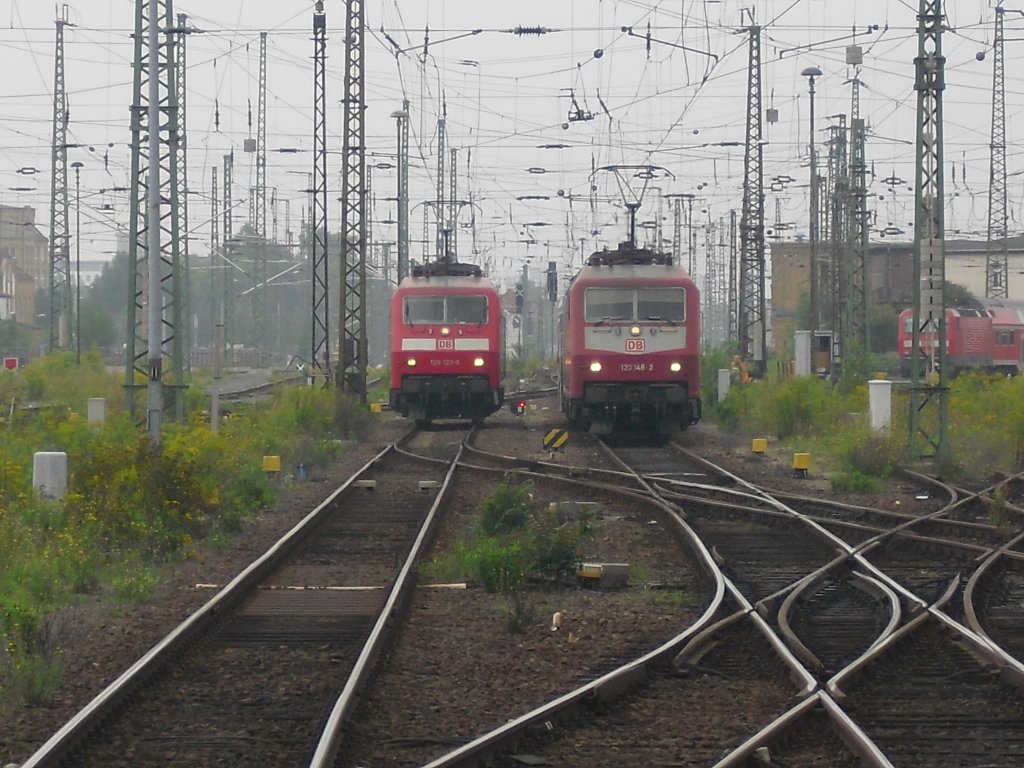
[802,65,822,331]
[71,160,84,363]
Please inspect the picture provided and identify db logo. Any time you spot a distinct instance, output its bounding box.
[438,339,455,350]
[625,338,646,352]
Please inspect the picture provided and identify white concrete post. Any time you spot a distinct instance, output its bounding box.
[794,330,812,376]
[87,398,106,424]
[717,369,731,403]
[869,379,893,432]
[33,452,68,499]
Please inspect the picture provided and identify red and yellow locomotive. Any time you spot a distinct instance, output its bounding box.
[389,260,505,424]
[559,244,702,436]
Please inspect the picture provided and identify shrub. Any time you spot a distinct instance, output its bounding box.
[834,429,901,478]
[468,538,531,594]
[829,471,881,493]
[478,478,533,535]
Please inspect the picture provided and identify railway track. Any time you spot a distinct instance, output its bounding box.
[19,404,1024,767]
[21,426,469,768]
[410,430,1024,767]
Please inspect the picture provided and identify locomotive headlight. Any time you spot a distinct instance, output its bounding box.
[630,325,641,337]
[406,357,417,367]
[589,361,602,373]
[473,357,485,367]
[670,361,682,373]
[440,326,451,336]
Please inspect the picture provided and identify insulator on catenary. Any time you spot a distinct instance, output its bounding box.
[511,26,551,36]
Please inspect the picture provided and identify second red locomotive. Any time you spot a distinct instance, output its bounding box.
[897,297,1024,376]
[559,243,702,436]
[389,260,505,424]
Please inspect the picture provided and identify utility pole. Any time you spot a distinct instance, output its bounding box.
[209,166,219,348]
[393,100,410,283]
[728,209,738,342]
[435,109,447,258]
[827,116,848,374]
[802,66,823,332]
[846,118,870,371]
[739,16,766,371]
[846,46,870,375]
[339,0,367,399]
[48,7,73,353]
[986,4,1009,299]
[448,147,458,259]
[705,219,717,349]
[311,2,330,380]
[672,196,682,263]
[909,0,949,461]
[173,13,192,371]
[126,0,185,434]
[223,152,234,351]
[254,31,269,354]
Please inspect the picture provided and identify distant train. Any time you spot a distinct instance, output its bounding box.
[897,297,1024,375]
[389,260,505,424]
[558,243,702,437]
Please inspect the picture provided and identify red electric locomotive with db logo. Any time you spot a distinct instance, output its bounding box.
[558,243,702,437]
[390,259,505,425]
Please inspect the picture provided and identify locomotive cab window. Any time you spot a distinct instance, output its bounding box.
[638,287,685,321]
[584,288,633,322]
[447,295,488,324]
[404,295,487,325]
[584,287,685,322]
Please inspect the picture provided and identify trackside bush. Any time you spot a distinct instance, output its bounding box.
[1,358,361,710]
[424,479,594,631]
[479,478,533,535]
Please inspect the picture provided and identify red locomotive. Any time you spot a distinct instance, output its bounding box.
[559,243,702,436]
[897,297,1024,375]
[389,260,505,424]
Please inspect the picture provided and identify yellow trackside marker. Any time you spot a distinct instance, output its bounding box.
[543,429,570,451]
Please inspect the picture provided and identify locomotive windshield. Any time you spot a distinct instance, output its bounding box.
[584,287,686,322]
[638,288,686,321]
[405,295,488,325]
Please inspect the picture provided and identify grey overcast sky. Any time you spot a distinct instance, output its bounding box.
[0,0,1017,287]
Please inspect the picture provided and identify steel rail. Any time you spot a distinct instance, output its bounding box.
[676,443,1024,681]
[776,567,900,672]
[963,528,1024,662]
[308,440,468,767]
[20,439,400,768]
[414,439,729,768]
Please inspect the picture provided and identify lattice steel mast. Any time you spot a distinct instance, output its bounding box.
[845,50,870,373]
[738,17,766,371]
[48,8,73,353]
[909,0,949,460]
[222,152,234,349]
[826,116,848,371]
[846,118,870,367]
[986,4,1009,299]
[209,166,219,345]
[435,108,447,258]
[173,13,192,369]
[254,31,269,350]
[339,0,367,398]
[125,0,185,430]
[448,147,458,259]
[310,3,330,379]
